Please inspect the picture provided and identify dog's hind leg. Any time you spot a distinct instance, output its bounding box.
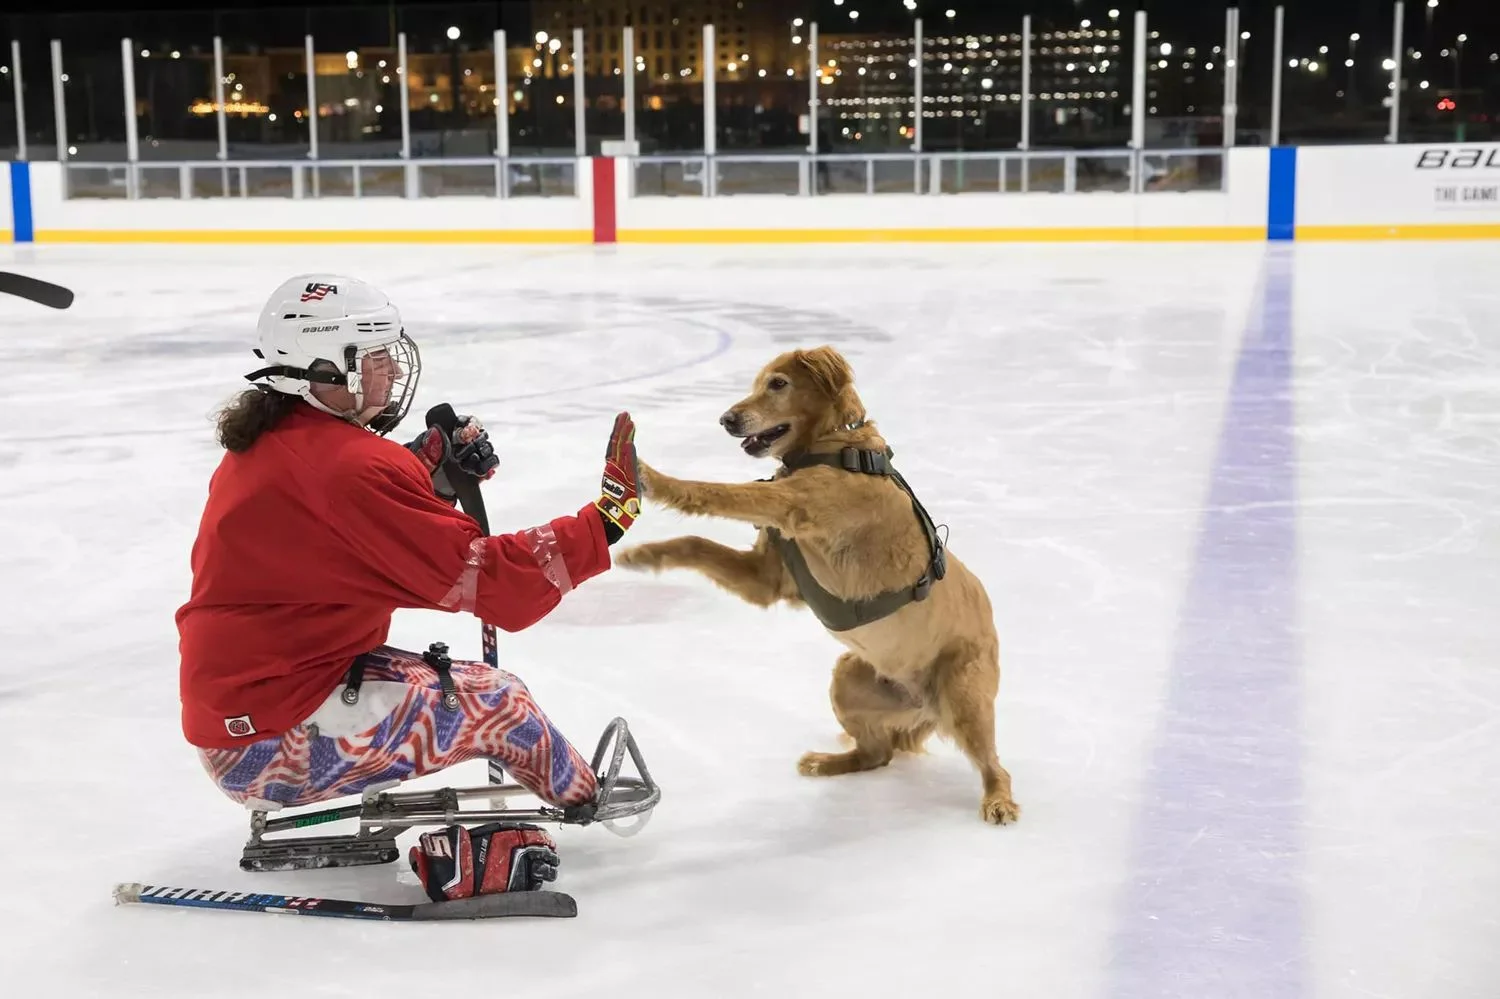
[934,650,1019,825]
[614,535,788,607]
[798,653,931,777]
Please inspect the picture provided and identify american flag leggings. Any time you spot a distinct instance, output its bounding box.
[197,646,599,809]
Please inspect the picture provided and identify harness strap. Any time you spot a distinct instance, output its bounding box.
[421,643,461,711]
[770,444,948,632]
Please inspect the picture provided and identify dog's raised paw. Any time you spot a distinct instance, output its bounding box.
[612,545,656,571]
[981,794,1021,826]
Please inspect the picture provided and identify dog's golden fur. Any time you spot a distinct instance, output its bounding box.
[615,346,1019,824]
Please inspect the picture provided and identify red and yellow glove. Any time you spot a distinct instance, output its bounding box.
[595,412,640,545]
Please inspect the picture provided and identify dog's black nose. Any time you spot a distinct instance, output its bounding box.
[719,410,740,433]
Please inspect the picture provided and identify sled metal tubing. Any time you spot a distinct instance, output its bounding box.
[252,717,658,838]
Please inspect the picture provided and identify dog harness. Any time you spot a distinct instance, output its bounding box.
[765,445,948,632]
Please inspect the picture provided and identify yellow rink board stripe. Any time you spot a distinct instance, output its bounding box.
[616,226,1265,243]
[1296,224,1500,241]
[30,229,594,244]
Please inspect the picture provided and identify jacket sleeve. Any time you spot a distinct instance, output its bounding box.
[328,443,612,633]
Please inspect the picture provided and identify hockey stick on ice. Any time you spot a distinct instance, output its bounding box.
[0,272,74,310]
[113,882,577,921]
[425,403,504,786]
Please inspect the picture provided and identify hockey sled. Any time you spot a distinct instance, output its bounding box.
[239,717,660,873]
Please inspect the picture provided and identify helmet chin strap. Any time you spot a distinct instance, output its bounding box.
[303,348,369,425]
[343,344,366,417]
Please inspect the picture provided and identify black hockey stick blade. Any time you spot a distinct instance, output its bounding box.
[410,891,577,920]
[0,272,74,310]
[113,882,577,921]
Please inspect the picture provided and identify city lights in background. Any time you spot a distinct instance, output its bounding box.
[68,0,1495,155]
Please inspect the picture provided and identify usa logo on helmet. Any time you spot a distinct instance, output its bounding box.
[300,282,339,302]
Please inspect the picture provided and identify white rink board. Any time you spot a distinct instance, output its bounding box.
[1295,142,1500,232]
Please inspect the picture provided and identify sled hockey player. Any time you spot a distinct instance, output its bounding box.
[175,274,648,903]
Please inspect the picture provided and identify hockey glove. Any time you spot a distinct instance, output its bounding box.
[406,416,499,503]
[595,411,641,546]
[408,822,560,902]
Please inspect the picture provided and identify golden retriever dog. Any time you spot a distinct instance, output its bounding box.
[614,345,1019,824]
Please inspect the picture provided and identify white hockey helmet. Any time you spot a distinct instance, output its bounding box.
[246,274,421,436]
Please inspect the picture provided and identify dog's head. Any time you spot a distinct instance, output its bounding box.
[719,346,866,460]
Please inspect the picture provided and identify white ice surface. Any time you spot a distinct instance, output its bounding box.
[0,241,1495,998]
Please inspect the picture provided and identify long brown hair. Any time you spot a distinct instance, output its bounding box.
[215,387,302,452]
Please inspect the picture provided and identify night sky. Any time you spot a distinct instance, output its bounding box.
[3,0,1498,56]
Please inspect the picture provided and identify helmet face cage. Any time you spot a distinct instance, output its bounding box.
[299,329,421,436]
[366,330,421,436]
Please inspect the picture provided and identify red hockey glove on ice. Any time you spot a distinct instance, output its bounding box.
[405,415,499,503]
[595,411,641,546]
[408,822,560,902]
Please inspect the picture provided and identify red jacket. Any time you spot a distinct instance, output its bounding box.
[176,404,611,749]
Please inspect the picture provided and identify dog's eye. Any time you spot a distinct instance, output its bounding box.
[767,377,788,391]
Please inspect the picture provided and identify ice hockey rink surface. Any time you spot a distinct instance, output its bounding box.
[0,239,1496,999]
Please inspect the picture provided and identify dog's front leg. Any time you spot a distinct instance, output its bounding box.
[640,461,803,534]
[615,535,786,607]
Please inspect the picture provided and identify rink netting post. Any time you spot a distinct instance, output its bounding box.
[1387,1,1405,143]
[9,41,26,162]
[912,18,923,194]
[573,27,586,158]
[398,32,414,198]
[121,37,140,199]
[1223,7,1240,149]
[213,36,229,195]
[304,35,320,198]
[494,27,509,195]
[1020,13,1032,191]
[1270,7,1285,147]
[49,40,67,189]
[703,22,716,194]
[808,21,819,196]
[623,26,636,149]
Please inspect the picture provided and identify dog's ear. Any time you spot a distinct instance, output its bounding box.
[794,346,865,427]
[794,346,854,399]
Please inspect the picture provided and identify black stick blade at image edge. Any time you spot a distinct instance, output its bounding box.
[0,272,75,310]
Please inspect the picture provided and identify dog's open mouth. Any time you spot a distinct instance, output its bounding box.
[738,424,790,457]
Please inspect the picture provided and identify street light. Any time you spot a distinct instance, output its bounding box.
[446,26,460,41]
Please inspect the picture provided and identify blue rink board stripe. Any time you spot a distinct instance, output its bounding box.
[1267,147,1298,241]
[9,161,32,243]
[1107,247,1304,997]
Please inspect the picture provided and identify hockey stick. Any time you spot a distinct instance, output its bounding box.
[113,882,577,921]
[0,272,74,310]
[424,403,504,786]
